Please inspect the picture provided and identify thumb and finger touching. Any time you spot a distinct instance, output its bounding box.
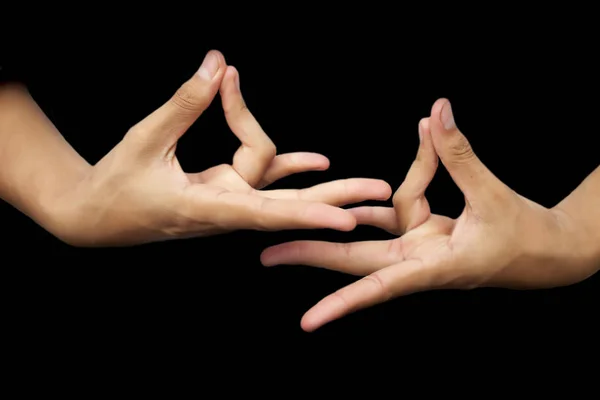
[219,67,333,188]
[129,50,226,159]
[429,99,509,216]
[220,66,279,188]
[392,117,438,233]
[262,118,442,331]
[122,50,328,190]
[255,152,330,189]
[347,118,437,235]
[121,53,509,331]
[123,51,388,234]
[265,99,513,332]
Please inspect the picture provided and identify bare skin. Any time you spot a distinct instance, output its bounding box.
[0,50,392,246]
[262,98,600,332]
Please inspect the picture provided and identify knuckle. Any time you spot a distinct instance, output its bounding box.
[342,179,354,197]
[448,136,476,164]
[257,139,277,162]
[339,242,353,258]
[392,188,412,207]
[124,125,154,149]
[363,273,393,301]
[224,98,248,117]
[126,125,147,139]
[490,185,514,205]
[332,290,352,311]
[171,83,205,112]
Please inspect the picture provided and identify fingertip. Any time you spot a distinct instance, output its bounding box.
[430,98,456,132]
[427,100,448,143]
[223,65,238,85]
[220,66,242,109]
[260,247,276,266]
[338,211,357,231]
[300,313,319,332]
[380,181,393,200]
[315,154,330,170]
[430,98,448,117]
[368,179,393,200]
[226,64,238,76]
[346,208,369,227]
[207,49,224,60]
[260,242,298,266]
[197,50,227,82]
[211,49,226,67]
[420,117,430,133]
[300,152,330,170]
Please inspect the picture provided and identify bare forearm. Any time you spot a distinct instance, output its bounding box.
[554,166,600,268]
[0,83,91,227]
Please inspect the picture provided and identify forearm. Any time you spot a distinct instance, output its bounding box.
[0,83,91,228]
[554,166,600,269]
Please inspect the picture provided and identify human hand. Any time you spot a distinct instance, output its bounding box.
[261,98,597,332]
[48,51,391,246]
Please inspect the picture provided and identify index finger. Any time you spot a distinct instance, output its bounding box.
[187,187,357,232]
[221,66,277,187]
[301,259,431,332]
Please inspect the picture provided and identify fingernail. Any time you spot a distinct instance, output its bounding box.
[418,121,424,141]
[440,101,455,130]
[198,52,219,80]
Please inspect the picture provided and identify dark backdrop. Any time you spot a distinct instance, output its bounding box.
[2,26,598,360]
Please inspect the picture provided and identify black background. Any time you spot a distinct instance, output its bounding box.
[2,20,599,363]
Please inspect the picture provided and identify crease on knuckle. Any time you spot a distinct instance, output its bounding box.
[341,179,355,199]
[253,197,273,231]
[449,137,476,164]
[363,272,393,302]
[172,84,203,112]
[332,290,353,312]
[339,242,353,259]
[205,190,229,230]
[257,140,277,163]
[224,99,248,118]
[387,238,405,261]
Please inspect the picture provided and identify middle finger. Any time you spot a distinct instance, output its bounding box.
[259,178,392,206]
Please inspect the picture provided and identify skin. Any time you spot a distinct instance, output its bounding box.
[261,98,600,332]
[0,50,392,246]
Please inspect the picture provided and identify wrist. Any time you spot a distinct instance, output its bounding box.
[37,163,93,243]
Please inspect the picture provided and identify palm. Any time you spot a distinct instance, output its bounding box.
[129,63,391,237]
[259,109,504,331]
[261,98,585,332]
[394,216,455,264]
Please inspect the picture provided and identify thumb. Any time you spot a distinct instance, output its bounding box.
[127,50,226,157]
[429,98,509,211]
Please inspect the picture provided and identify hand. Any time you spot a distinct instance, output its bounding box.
[48,51,391,246]
[261,98,597,332]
